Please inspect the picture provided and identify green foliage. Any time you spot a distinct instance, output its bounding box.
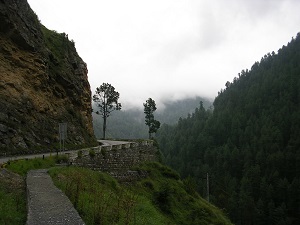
[0,179,26,225]
[5,155,67,176]
[2,155,68,225]
[183,176,198,196]
[93,83,122,139]
[77,150,83,158]
[3,158,231,225]
[92,108,148,139]
[101,148,107,158]
[92,96,212,139]
[157,33,300,225]
[93,83,122,118]
[137,162,232,225]
[49,166,159,225]
[49,163,232,225]
[41,26,69,77]
[144,98,161,138]
[89,149,96,158]
[6,157,54,176]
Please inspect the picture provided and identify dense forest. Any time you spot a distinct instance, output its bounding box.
[156,33,300,225]
[92,97,212,139]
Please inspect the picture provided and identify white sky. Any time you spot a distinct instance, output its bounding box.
[28,0,300,109]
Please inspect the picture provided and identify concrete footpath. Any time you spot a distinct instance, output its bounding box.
[26,169,85,225]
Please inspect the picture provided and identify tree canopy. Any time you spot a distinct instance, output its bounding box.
[93,83,121,139]
[144,98,160,139]
[156,33,300,225]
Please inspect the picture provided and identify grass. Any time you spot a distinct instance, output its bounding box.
[3,157,232,225]
[0,155,68,225]
[5,154,68,176]
[136,162,233,225]
[49,162,233,225]
[49,166,171,225]
[0,176,26,225]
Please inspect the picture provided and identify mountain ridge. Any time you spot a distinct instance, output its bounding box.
[157,33,300,225]
[92,96,212,139]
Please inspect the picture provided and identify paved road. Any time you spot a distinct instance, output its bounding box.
[98,140,133,146]
[26,169,85,225]
[0,149,92,165]
[0,140,133,164]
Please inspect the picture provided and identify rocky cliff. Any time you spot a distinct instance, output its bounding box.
[0,0,96,155]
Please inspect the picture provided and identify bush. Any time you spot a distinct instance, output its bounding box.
[77,150,83,159]
[6,157,56,176]
[141,180,155,190]
[183,176,197,195]
[101,148,107,158]
[161,167,180,180]
[153,182,173,213]
[89,149,96,158]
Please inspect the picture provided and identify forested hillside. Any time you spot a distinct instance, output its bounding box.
[156,33,300,225]
[92,97,212,139]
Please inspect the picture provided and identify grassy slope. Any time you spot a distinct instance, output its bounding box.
[2,157,232,225]
[0,169,26,225]
[1,156,67,225]
[49,162,232,225]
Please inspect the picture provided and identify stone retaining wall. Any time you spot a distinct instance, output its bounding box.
[71,140,158,182]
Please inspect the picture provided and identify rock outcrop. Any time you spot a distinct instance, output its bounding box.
[0,0,96,155]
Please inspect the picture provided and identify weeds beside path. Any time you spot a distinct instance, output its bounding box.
[26,169,85,225]
[0,168,26,225]
[0,155,70,225]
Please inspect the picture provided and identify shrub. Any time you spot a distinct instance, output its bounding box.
[55,154,69,164]
[89,149,96,158]
[141,180,155,190]
[153,182,173,213]
[77,150,83,159]
[101,148,107,158]
[183,176,197,196]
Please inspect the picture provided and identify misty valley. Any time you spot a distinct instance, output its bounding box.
[0,0,300,224]
[93,34,300,225]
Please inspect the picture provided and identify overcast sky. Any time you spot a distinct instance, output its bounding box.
[28,0,300,109]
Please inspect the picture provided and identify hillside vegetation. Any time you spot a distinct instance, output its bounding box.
[2,157,232,225]
[93,96,212,139]
[49,162,232,225]
[1,155,68,225]
[157,33,300,225]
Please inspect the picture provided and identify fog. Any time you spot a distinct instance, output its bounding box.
[28,0,300,109]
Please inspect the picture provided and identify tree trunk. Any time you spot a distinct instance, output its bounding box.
[103,116,106,139]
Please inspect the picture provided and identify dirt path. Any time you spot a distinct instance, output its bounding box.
[26,169,85,225]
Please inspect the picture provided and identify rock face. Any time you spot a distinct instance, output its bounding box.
[0,0,95,155]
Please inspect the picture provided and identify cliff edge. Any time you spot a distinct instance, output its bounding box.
[0,0,95,154]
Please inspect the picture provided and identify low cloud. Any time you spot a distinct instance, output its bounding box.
[28,0,300,109]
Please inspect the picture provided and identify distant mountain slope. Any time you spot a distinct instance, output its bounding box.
[157,33,300,225]
[156,96,212,124]
[0,0,95,155]
[92,96,212,139]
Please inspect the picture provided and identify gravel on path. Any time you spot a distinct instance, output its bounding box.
[26,169,85,225]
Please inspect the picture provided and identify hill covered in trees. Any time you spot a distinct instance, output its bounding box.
[92,96,212,139]
[156,33,300,225]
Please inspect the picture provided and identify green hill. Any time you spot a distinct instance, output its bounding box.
[157,33,300,225]
[2,157,232,224]
[49,162,232,225]
[92,96,212,139]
